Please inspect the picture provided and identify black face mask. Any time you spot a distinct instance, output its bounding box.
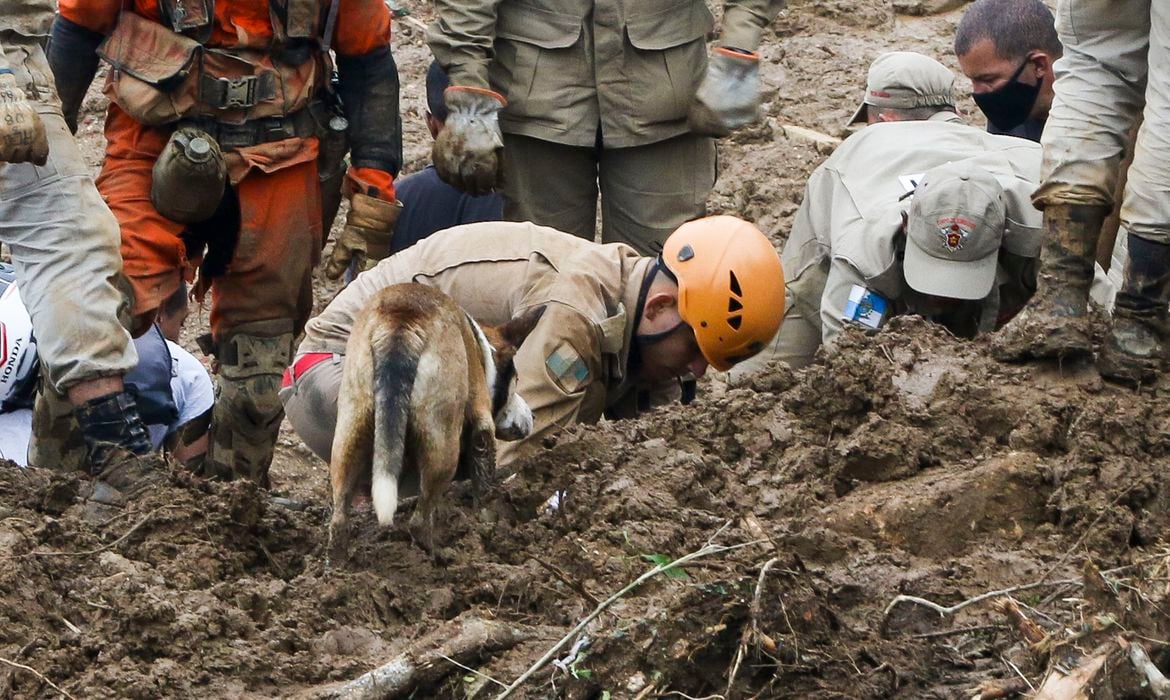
[973,57,1042,131]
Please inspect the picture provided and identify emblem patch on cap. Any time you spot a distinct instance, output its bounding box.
[936,216,975,253]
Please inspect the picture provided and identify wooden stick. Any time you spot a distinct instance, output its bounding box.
[312,613,542,699]
[1125,639,1170,698]
[727,557,780,696]
[884,578,1078,620]
[495,539,765,699]
[31,506,179,558]
[0,656,77,700]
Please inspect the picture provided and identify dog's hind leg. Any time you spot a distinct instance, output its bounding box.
[328,358,375,568]
[408,419,462,556]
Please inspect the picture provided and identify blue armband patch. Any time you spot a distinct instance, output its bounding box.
[843,285,889,330]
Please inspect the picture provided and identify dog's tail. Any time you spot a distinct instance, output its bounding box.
[371,327,422,525]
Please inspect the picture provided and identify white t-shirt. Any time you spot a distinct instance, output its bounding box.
[0,341,214,466]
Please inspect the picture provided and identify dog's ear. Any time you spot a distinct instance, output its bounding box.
[500,305,547,348]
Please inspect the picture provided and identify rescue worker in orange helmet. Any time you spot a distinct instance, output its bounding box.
[48,0,404,486]
[282,216,785,470]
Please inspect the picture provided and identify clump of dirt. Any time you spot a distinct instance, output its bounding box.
[0,317,1167,698]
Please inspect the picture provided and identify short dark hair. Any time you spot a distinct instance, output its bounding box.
[161,279,188,319]
[954,0,1062,61]
[425,60,452,123]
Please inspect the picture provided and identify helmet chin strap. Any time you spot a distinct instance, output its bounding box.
[635,257,687,346]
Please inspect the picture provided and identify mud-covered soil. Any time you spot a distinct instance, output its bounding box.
[14,0,1168,697]
[2,318,1169,698]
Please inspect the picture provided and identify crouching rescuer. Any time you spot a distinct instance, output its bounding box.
[49,0,404,485]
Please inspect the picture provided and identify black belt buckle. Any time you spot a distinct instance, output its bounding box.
[259,117,294,143]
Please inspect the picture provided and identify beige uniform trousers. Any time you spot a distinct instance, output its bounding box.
[502,133,717,255]
[1035,0,1170,243]
[0,33,136,393]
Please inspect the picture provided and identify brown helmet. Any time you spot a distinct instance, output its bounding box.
[661,216,785,371]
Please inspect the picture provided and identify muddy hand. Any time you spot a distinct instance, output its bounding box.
[324,193,402,280]
[688,48,762,138]
[432,87,505,196]
[0,70,49,165]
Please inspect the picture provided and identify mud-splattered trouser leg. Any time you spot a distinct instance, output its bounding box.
[1034,0,1162,223]
[206,158,323,487]
[0,36,137,469]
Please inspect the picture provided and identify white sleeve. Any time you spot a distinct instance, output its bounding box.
[166,342,215,435]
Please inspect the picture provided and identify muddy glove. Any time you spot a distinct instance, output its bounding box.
[688,48,761,138]
[432,87,506,196]
[324,193,403,279]
[0,68,48,165]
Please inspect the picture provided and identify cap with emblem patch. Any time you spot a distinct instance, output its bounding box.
[903,161,1007,301]
[849,51,957,124]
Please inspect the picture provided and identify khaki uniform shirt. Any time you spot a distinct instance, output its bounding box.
[784,113,1045,347]
[427,0,786,148]
[300,221,656,463]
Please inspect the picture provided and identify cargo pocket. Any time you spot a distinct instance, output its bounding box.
[98,12,202,126]
[623,3,713,127]
[492,2,583,128]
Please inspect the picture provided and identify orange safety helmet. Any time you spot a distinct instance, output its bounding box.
[660,216,785,371]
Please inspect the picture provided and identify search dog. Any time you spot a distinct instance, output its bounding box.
[327,283,544,563]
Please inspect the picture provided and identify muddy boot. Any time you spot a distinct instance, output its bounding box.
[208,321,294,488]
[992,204,1110,361]
[28,382,88,472]
[1097,234,1170,386]
[72,391,167,517]
[73,390,153,465]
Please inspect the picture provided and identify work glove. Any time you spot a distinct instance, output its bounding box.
[688,48,762,138]
[0,69,49,165]
[324,192,403,279]
[432,86,506,196]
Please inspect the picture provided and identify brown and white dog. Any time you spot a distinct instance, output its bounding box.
[327,283,544,562]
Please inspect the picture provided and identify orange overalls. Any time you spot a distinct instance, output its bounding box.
[58,0,396,340]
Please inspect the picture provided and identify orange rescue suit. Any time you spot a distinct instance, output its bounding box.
[58,0,395,338]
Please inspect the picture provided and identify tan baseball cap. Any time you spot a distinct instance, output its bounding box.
[903,162,1007,300]
[849,51,957,124]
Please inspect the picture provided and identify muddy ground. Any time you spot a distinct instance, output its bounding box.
[4,0,1168,697]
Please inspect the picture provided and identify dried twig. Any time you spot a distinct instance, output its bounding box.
[885,552,1170,633]
[727,557,780,696]
[1124,639,1170,698]
[884,578,1078,621]
[912,624,1005,640]
[993,598,1046,645]
[1036,484,1132,585]
[531,557,600,607]
[434,652,507,690]
[999,655,1035,693]
[31,505,179,558]
[0,656,77,700]
[495,539,764,700]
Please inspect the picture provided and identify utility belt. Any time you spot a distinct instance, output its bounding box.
[181,105,319,151]
[151,100,347,224]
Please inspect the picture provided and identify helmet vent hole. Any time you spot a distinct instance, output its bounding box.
[728,298,743,313]
[728,315,743,330]
[729,270,742,297]
[700,321,708,328]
